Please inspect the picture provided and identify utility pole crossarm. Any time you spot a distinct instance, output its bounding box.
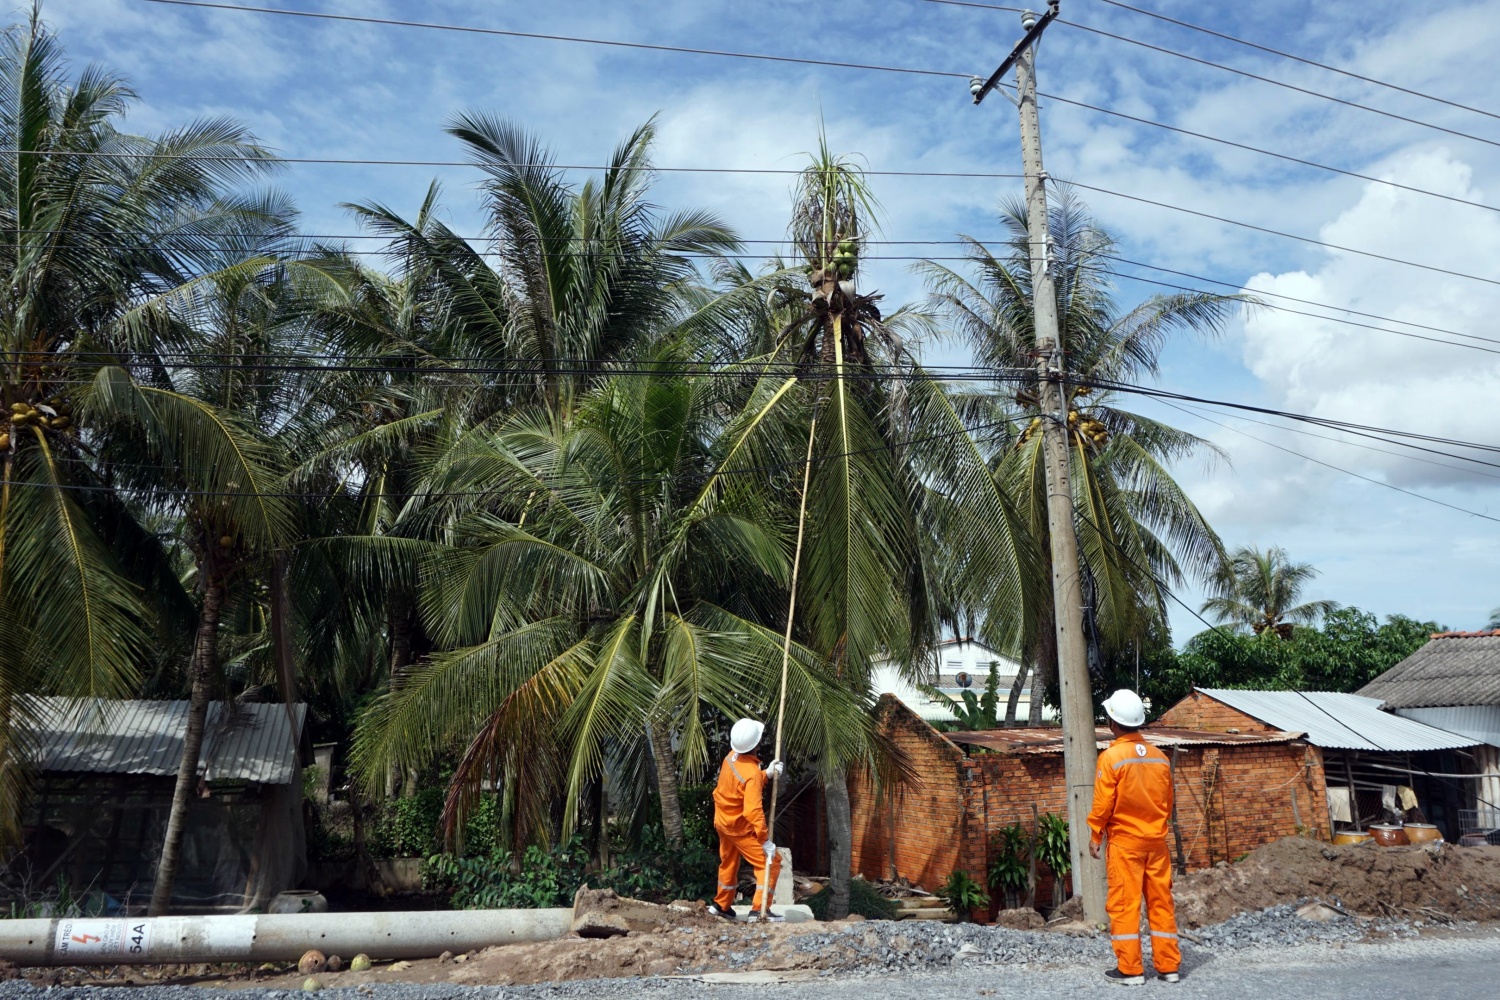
[971,0,1060,104]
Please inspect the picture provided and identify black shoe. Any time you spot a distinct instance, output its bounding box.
[1159,971,1181,983]
[1103,968,1145,985]
[707,902,737,920]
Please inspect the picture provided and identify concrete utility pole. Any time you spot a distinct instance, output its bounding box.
[972,1,1107,923]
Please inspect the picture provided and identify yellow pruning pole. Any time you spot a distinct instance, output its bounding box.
[761,407,818,919]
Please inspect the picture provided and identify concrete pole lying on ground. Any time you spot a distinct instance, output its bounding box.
[0,908,573,966]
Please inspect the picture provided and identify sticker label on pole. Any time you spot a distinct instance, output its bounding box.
[54,919,151,960]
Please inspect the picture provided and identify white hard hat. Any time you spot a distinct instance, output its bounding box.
[1102,689,1146,728]
[730,718,765,754]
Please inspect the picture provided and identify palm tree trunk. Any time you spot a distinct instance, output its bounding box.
[1005,658,1029,727]
[824,765,852,919]
[387,594,416,798]
[1029,625,1054,726]
[647,719,684,847]
[148,570,225,916]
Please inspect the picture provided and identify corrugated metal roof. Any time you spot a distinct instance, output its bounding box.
[28,698,305,784]
[1356,633,1500,709]
[948,725,1303,754]
[1394,705,1500,748]
[1196,689,1477,752]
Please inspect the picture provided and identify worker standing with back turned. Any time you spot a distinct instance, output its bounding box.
[708,718,785,920]
[1088,689,1182,985]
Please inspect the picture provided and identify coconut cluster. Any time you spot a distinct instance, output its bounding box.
[4,397,73,448]
[831,238,859,279]
[1015,409,1111,452]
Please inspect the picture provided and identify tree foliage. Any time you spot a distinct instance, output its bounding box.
[1135,608,1441,710]
[1202,545,1337,637]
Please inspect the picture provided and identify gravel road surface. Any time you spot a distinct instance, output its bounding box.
[4,929,1498,1000]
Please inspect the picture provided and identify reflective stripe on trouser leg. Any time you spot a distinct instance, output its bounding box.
[742,836,782,911]
[1105,844,1147,976]
[1143,847,1181,974]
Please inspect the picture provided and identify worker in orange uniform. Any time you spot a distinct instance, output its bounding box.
[1088,689,1182,986]
[708,718,785,920]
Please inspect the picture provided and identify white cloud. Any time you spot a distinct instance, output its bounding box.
[1237,148,1500,489]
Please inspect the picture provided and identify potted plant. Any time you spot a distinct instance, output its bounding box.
[937,870,990,923]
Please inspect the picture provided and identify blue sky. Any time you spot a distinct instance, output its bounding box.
[42,0,1500,640]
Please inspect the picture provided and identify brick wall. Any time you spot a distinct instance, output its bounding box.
[1156,691,1272,732]
[847,696,1333,913]
[848,695,969,892]
[972,740,1329,874]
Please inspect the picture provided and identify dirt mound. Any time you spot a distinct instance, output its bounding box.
[1174,837,1500,928]
[993,907,1046,929]
[569,887,720,935]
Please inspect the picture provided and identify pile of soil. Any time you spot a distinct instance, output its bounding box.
[1173,838,1500,928]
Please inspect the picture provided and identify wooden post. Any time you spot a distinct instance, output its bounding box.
[1169,747,1186,873]
[1025,803,1039,909]
[1343,753,1360,832]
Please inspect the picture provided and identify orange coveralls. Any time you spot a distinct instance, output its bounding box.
[712,751,781,912]
[1087,733,1181,978]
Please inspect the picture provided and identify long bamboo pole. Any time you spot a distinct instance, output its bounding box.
[760,404,819,918]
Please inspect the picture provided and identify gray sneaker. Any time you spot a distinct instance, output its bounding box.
[1159,971,1181,983]
[1103,968,1145,986]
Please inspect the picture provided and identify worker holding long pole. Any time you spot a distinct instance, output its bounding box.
[708,718,785,920]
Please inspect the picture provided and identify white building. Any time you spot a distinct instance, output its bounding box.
[869,637,1052,725]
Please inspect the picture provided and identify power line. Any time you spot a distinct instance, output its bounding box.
[1084,376,1500,458]
[1092,0,1500,125]
[1160,400,1500,524]
[1162,399,1500,484]
[1104,267,1500,356]
[1066,180,1500,290]
[927,0,1500,152]
[11,368,1500,512]
[133,0,971,80]
[1037,91,1500,218]
[18,349,1500,467]
[1057,18,1500,152]
[1100,253,1500,348]
[117,3,1500,219]
[5,148,1026,180]
[28,53,1500,223]
[9,223,1500,356]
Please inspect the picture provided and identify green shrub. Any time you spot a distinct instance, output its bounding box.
[988,822,1030,908]
[373,787,445,858]
[1033,812,1072,909]
[937,870,989,921]
[805,877,898,921]
[458,793,503,858]
[425,831,717,910]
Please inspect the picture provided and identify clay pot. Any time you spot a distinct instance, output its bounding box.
[1404,823,1443,844]
[1332,831,1372,846]
[1367,824,1409,847]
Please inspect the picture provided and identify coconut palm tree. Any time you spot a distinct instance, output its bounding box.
[322,120,747,846]
[919,189,1242,712]
[93,253,314,912]
[1202,545,1338,638]
[708,140,1032,917]
[0,13,286,844]
[351,359,873,853]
